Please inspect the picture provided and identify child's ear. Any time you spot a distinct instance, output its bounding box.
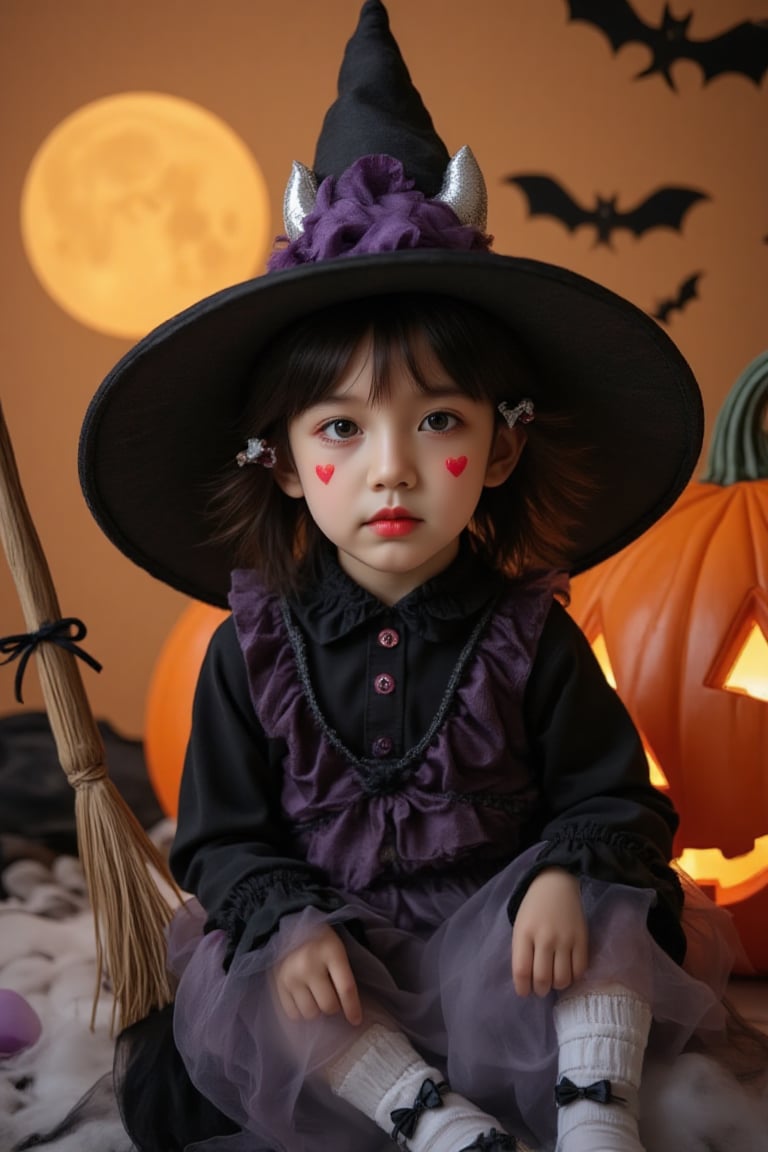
[273,455,305,499]
[484,425,527,489]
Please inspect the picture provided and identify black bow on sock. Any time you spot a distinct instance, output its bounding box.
[390,1077,448,1143]
[459,1130,519,1151]
[554,1077,627,1107]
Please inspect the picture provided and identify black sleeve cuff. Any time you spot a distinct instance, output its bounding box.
[212,867,348,968]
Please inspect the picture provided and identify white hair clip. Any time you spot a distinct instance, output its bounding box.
[236,438,277,468]
[498,399,535,428]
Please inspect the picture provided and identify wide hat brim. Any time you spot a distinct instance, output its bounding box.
[79,248,702,608]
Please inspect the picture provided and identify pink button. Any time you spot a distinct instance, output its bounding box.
[372,735,394,757]
[377,628,400,648]
[374,673,395,695]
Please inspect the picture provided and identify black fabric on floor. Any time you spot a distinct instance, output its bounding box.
[115,1005,245,1152]
[0,711,165,888]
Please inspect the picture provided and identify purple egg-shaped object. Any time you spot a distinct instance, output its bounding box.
[0,988,43,1057]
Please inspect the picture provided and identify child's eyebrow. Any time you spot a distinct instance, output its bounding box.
[307,391,368,408]
[309,384,468,407]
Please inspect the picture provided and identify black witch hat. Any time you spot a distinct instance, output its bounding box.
[79,0,702,607]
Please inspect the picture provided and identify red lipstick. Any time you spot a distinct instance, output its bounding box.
[366,507,420,537]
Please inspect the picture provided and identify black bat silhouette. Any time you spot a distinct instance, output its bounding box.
[566,1,768,89]
[504,174,708,246]
[651,272,702,325]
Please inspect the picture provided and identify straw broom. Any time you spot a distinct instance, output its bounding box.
[0,400,181,1030]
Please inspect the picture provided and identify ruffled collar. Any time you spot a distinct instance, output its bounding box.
[290,539,505,644]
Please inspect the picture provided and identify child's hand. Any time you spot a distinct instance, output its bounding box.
[511,868,588,998]
[274,924,363,1026]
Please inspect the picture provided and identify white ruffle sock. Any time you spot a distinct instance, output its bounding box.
[552,984,651,1152]
[328,1023,520,1151]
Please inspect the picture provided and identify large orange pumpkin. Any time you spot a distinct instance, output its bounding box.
[569,352,768,972]
[144,602,228,819]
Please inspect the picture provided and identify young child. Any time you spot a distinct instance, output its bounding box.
[79,3,760,1150]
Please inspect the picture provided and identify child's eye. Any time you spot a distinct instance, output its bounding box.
[420,411,459,432]
[320,418,360,441]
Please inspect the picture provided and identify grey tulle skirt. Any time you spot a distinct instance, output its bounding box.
[168,845,739,1152]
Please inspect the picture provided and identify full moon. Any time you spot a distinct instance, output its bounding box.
[20,92,271,339]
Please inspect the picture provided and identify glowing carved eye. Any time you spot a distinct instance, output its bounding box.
[722,622,768,701]
[704,589,768,703]
[704,585,768,707]
[589,631,670,790]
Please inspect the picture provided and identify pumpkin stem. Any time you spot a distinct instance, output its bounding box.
[701,350,768,485]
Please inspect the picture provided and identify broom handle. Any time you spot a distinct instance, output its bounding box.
[0,401,106,785]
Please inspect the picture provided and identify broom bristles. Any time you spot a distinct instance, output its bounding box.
[1,400,183,1033]
[76,776,180,1031]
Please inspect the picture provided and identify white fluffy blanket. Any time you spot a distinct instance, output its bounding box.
[1,844,767,1152]
[0,852,133,1151]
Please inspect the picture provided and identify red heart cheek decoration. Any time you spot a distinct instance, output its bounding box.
[445,456,468,477]
[315,464,335,485]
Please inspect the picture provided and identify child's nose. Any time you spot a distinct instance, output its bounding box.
[367,432,417,490]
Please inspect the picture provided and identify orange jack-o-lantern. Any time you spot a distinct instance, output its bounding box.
[144,602,228,819]
[569,352,768,972]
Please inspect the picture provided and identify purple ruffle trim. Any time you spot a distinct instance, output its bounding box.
[268,154,492,271]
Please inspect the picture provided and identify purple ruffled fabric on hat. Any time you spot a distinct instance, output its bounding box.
[268,155,491,271]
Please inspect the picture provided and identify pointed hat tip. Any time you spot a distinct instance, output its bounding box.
[314,0,450,193]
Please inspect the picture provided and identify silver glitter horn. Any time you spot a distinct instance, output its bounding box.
[282,145,487,242]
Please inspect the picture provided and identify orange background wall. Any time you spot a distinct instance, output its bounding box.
[2,0,767,737]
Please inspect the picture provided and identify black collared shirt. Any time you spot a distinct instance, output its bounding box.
[292,542,505,760]
[171,546,686,965]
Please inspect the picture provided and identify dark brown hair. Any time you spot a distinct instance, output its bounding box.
[213,293,594,592]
